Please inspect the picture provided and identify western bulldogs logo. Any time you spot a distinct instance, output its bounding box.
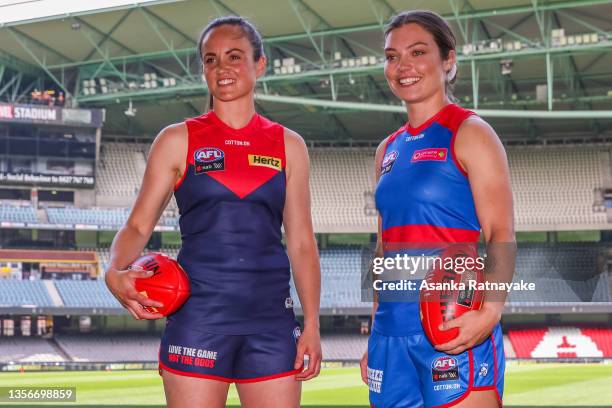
[479,362,489,377]
[381,151,398,175]
[432,356,459,382]
[194,147,224,174]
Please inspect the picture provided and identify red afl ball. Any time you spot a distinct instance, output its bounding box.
[419,244,484,346]
[131,252,190,317]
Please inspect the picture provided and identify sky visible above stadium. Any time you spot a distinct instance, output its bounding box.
[0,0,178,25]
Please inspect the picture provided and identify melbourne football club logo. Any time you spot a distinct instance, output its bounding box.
[194,147,224,174]
[381,151,399,175]
[285,297,294,309]
[431,356,459,382]
[292,326,301,343]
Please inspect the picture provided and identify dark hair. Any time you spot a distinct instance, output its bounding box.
[197,16,264,110]
[385,10,458,94]
[198,15,264,64]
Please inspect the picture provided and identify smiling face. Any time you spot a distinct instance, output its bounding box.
[384,23,455,104]
[200,24,266,104]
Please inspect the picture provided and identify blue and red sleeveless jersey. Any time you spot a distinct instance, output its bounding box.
[170,111,295,335]
[374,103,481,336]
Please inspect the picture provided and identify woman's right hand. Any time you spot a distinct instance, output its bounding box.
[360,351,368,385]
[105,266,165,320]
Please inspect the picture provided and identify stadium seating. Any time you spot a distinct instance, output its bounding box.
[54,334,159,362]
[96,143,149,197]
[320,334,368,360]
[46,206,130,226]
[508,244,609,303]
[54,280,121,308]
[581,328,612,357]
[0,202,39,224]
[3,143,607,231]
[85,142,611,231]
[2,244,609,310]
[508,145,606,228]
[508,327,610,358]
[0,337,65,362]
[309,148,377,232]
[0,280,54,307]
[0,332,527,363]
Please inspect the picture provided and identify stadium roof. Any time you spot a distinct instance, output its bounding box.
[0,0,173,26]
[1,0,612,141]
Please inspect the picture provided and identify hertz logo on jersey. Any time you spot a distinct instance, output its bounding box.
[248,154,282,171]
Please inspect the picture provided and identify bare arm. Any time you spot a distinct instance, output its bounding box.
[457,116,515,316]
[283,128,322,380]
[105,122,187,320]
[435,116,515,354]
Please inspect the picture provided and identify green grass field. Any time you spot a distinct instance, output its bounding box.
[0,362,611,406]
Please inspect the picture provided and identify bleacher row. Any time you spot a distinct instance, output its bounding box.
[0,144,608,231]
[1,327,611,363]
[0,203,178,228]
[508,327,612,358]
[0,245,609,309]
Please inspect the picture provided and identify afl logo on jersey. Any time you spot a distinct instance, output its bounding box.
[381,151,398,175]
[194,147,225,174]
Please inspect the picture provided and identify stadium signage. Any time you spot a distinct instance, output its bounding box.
[0,103,104,127]
[0,172,94,187]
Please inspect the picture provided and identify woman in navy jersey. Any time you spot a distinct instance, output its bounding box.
[105,16,321,407]
[361,10,515,408]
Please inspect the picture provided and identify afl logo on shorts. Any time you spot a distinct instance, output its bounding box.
[381,151,398,175]
[194,147,225,174]
[431,356,459,382]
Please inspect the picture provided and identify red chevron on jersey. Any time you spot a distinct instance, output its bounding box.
[181,111,286,199]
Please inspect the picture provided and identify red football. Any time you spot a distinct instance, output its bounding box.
[132,252,190,317]
[419,244,484,346]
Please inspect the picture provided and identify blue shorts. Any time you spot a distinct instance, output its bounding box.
[367,323,504,408]
[158,320,302,382]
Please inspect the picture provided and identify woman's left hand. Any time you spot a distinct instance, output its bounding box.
[294,326,322,381]
[434,305,501,355]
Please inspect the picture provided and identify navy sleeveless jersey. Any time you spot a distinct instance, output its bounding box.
[374,103,481,336]
[170,111,295,335]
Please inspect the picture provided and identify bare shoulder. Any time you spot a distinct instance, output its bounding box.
[456,115,501,147]
[148,122,188,171]
[283,127,308,160]
[455,115,507,173]
[284,127,307,150]
[153,122,188,148]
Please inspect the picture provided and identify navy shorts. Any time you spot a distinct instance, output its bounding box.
[367,323,504,408]
[158,320,302,382]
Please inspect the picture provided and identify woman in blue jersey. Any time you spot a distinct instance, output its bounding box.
[105,16,321,407]
[361,10,514,408]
